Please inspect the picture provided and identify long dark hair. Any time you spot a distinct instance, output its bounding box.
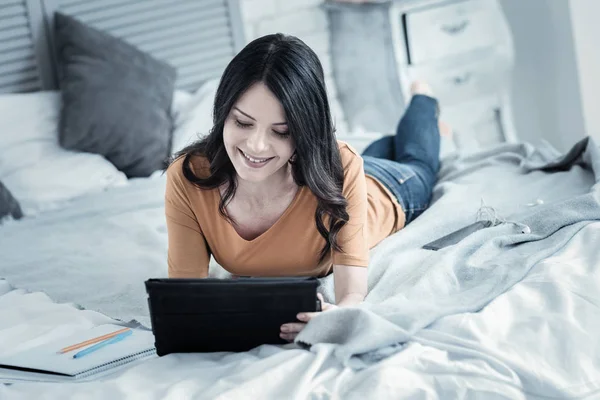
[166,33,348,263]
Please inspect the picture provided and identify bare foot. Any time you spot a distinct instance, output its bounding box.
[410,81,434,97]
[439,121,453,138]
[410,81,452,138]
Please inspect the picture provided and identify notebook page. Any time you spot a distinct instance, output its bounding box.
[0,324,156,377]
[0,355,153,383]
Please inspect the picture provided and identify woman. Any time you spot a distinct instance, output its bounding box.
[165,34,441,342]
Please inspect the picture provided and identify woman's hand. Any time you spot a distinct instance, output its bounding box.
[280,293,337,342]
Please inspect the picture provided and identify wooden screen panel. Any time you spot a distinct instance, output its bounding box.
[51,0,245,91]
[0,0,42,93]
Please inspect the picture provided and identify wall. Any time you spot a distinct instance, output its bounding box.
[238,0,349,133]
[569,0,600,145]
[499,0,586,152]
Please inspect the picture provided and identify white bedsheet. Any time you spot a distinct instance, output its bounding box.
[1,221,599,399]
[1,139,600,398]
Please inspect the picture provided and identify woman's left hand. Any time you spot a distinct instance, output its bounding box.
[280,293,337,342]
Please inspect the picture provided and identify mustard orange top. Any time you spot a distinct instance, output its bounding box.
[165,141,405,278]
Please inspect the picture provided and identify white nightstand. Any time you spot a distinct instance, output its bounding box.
[389,0,517,152]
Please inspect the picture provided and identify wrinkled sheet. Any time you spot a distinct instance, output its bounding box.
[1,140,599,398]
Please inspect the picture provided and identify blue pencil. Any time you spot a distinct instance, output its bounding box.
[72,329,133,359]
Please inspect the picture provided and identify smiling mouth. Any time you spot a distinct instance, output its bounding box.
[238,148,274,164]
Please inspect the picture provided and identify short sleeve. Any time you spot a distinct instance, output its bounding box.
[332,144,369,267]
[165,159,211,278]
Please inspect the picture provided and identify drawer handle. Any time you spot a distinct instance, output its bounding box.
[440,20,470,35]
[451,72,472,86]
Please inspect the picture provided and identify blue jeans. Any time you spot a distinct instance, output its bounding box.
[362,95,440,224]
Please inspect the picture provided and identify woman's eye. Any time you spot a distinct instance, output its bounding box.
[234,118,289,138]
[273,130,290,138]
[235,120,252,129]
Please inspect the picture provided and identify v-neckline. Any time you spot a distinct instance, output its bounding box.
[216,185,304,244]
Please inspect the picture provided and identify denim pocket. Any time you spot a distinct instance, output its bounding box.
[362,156,432,224]
[363,157,415,188]
[392,164,416,184]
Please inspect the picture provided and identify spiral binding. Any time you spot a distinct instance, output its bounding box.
[76,348,156,379]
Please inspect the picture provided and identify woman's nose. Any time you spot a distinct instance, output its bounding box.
[246,129,269,154]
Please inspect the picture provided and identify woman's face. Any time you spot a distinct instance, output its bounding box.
[223,82,295,184]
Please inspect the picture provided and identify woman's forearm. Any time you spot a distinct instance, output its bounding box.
[332,264,368,306]
[337,292,366,307]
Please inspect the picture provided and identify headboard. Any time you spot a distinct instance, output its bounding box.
[0,0,245,94]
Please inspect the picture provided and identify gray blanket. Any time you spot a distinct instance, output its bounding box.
[302,137,600,367]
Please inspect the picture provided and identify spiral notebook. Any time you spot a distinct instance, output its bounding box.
[0,324,156,382]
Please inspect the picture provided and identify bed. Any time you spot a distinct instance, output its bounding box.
[1,1,600,399]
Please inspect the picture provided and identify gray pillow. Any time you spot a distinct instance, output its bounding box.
[0,181,23,223]
[54,12,177,178]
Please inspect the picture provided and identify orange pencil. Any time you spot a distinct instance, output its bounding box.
[57,327,131,354]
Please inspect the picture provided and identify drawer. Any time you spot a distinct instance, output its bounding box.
[409,57,510,105]
[406,0,501,64]
[440,96,506,151]
[471,110,505,148]
[454,113,505,151]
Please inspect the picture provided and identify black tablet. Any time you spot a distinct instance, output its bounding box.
[145,277,321,355]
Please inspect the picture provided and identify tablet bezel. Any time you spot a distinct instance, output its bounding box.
[145,277,321,355]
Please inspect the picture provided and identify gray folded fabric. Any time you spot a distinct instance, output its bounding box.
[303,137,600,368]
[523,136,593,172]
[0,181,23,223]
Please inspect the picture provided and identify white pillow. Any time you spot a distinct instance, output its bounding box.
[171,89,193,122]
[0,91,128,216]
[170,79,219,155]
